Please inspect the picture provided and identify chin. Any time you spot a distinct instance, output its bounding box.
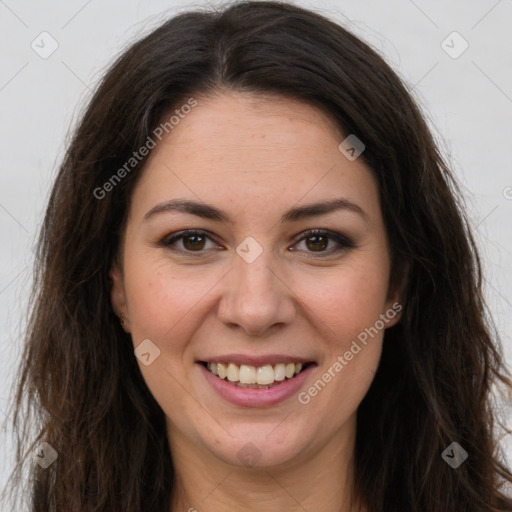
[203,425,311,469]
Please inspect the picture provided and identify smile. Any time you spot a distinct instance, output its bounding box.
[202,361,310,389]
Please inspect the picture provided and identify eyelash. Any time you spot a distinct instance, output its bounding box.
[159,229,354,257]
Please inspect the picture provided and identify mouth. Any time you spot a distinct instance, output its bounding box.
[199,360,315,389]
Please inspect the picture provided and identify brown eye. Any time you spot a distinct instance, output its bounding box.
[160,228,354,257]
[160,230,219,254]
[293,229,353,255]
[304,234,329,251]
[182,233,206,251]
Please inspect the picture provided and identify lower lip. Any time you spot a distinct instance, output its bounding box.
[198,363,316,408]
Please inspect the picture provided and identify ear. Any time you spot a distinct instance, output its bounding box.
[383,261,409,328]
[109,263,130,332]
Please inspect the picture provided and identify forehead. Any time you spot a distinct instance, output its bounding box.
[152,92,345,164]
[129,92,381,223]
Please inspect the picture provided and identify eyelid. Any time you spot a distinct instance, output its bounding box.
[291,228,355,254]
[160,229,222,250]
[159,228,354,256]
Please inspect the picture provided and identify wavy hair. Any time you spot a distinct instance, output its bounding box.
[2,1,511,510]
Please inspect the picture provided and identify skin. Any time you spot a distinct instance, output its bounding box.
[110,91,404,512]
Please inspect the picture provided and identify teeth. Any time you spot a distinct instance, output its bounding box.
[226,363,239,382]
[256,364,275,385]
[205,361,306,386]
[285,363,295,379]
[239,364,257,384]
[217,362,227,379]
[208,362,218,376]
[274,363,286,381]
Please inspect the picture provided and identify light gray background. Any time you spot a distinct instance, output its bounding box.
[1,0,511,502]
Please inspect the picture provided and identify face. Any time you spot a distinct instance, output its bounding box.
[110,91,402,469]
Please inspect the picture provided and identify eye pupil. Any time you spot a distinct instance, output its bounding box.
[306,235,328,251]
[184,234,205,250]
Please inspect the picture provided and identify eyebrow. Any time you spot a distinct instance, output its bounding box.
[143,197,368,224]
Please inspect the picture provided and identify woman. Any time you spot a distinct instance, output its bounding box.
[2,1,511,510]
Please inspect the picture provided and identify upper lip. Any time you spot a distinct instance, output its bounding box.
[198,354,315,367]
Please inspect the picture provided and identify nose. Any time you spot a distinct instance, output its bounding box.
[217,247,296,337]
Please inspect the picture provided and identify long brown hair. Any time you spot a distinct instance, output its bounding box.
[2,1,511,510]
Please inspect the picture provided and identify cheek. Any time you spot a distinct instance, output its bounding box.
[297,260,391,343]
[122,264,204,412]
[122,261,226,389]
[125,263,205,336]
[295,269,387,427]
[292,258,389,407]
